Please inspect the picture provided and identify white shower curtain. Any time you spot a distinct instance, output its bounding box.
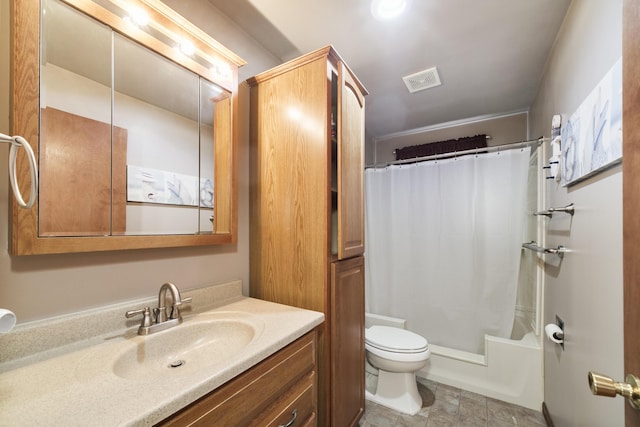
[365,147,530,354]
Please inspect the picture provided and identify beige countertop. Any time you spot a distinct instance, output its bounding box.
[0,280,324,426]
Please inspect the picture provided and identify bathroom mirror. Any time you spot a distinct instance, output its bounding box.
[10,0,245,254]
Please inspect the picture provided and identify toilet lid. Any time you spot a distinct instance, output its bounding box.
[365,325,428,353]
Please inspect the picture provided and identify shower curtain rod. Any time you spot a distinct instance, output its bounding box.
[367,136,548,169]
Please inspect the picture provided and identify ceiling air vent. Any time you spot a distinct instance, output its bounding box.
[402,67,441,93]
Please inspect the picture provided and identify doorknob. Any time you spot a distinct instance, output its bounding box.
[588,371,640,410]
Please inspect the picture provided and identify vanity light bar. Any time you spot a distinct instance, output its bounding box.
[126,5,148,26]
[110,0,231,77]
[63,0,244,86]
[133,0,245,74]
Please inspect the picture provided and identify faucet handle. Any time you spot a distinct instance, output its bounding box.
[125,307,152,328]
[154,306,168,324]
[170,297,192,320]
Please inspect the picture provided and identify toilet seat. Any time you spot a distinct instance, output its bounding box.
[365,325,428,354]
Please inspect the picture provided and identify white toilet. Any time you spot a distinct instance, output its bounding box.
[365,325,430,415]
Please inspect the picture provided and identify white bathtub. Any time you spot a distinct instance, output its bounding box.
[365,313,543,411]
[420,314,543,410]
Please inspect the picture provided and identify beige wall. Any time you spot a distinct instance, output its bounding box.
[529,1,624,425]
[0,1,278,323]
[367,112,528,166]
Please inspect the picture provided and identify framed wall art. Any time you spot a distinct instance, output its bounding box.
[561,58,622,186]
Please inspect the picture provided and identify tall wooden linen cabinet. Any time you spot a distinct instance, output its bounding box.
[248,46,367,427]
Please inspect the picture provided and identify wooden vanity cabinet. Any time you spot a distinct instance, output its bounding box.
[158,331,317,426]
[248,46,367,427]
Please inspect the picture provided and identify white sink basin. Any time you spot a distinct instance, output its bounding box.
[75,311,264,383]
[112,317,258,380]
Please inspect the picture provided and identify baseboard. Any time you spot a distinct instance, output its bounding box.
[542,401,554,427]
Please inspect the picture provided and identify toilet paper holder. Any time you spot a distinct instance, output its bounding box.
[549,327,564,341]
[545,315,565,350]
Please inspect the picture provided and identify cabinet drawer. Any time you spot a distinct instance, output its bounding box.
[159,332,316,426]
[250,371,316,427]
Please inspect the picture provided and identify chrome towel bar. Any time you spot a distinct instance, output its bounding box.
[522,241,567,257]
[534,203,574,217]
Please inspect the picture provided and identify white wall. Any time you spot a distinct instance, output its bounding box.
[529,1,624,425]
[0,1,280,323]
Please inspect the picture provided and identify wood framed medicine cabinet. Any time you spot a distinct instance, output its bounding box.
[9,0,245,255]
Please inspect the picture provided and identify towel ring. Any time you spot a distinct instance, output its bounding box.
[1,133,38,209]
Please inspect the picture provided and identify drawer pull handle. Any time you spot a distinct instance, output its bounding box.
[279,409,297,427]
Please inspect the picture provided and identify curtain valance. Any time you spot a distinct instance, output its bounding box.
[394,134,488,161]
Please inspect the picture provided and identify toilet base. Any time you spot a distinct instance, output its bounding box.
[365,369,422,416]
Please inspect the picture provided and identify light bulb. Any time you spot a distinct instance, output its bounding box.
[179,40,195,56]
[129,7,149,27]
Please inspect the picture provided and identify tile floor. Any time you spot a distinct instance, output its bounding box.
[359,377,547,427]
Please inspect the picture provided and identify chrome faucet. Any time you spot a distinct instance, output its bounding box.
[125,282,192,335]
[156,282,190,323]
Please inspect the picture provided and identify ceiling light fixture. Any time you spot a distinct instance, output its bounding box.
[371,0,407,20]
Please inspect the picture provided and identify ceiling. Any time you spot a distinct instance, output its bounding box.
[208,0,572,140]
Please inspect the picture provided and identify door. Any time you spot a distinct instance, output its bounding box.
[569,1,640,421]
[623,0,640,424]
[331,256,365,427]
[337,63,366,260]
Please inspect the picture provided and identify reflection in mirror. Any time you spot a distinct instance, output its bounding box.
[38,0,231,237]
[115,33,200,235]
[199,79,220,234]
[40,0,115,236]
